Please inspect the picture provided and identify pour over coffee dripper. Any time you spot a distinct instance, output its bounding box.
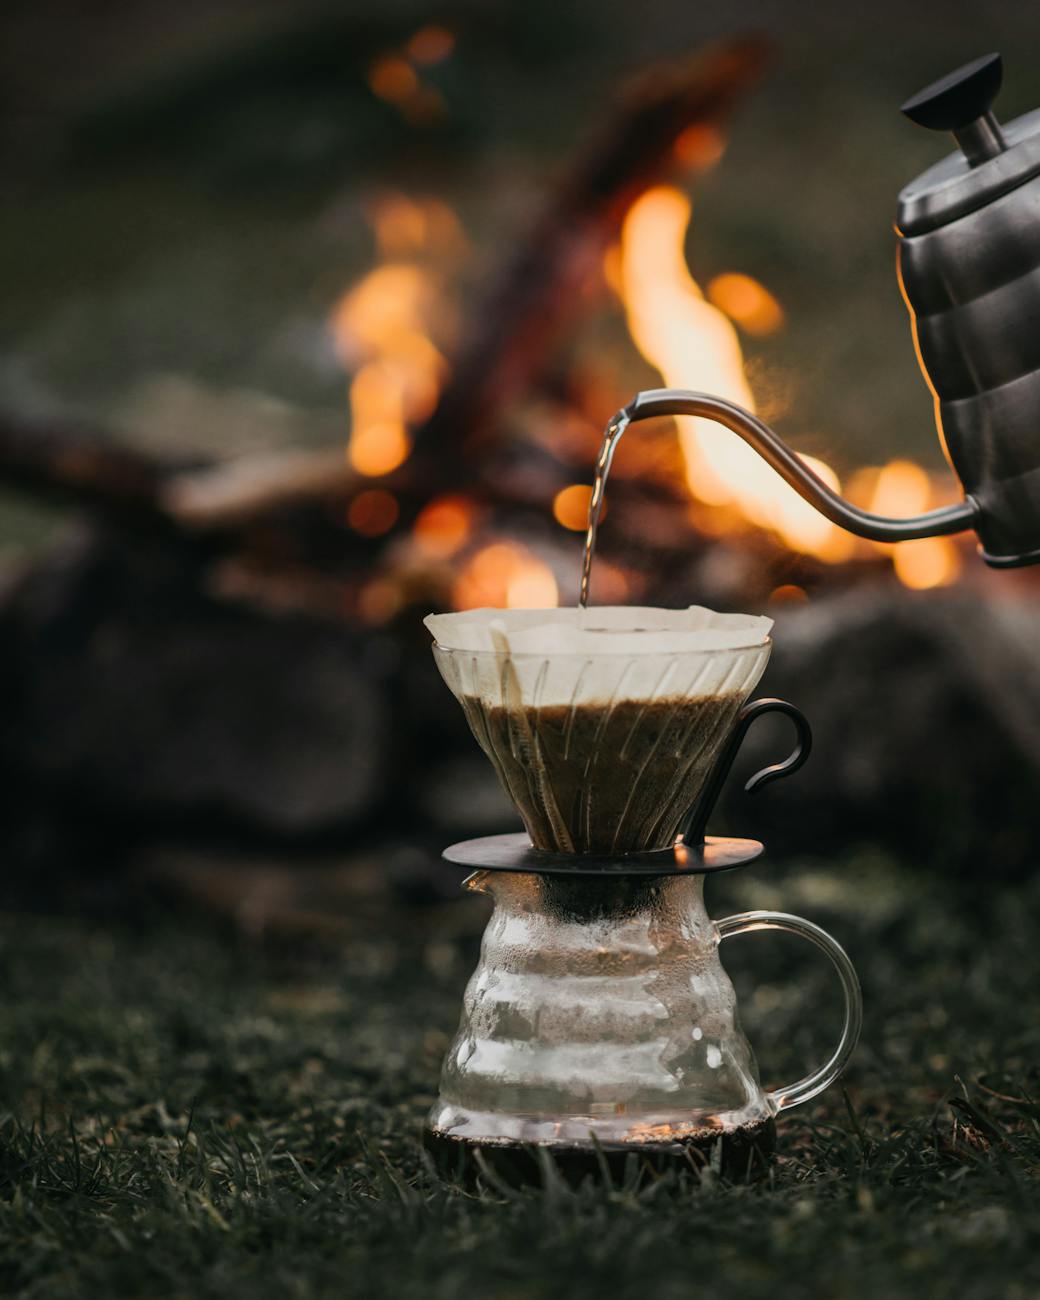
[423,607,862,1182]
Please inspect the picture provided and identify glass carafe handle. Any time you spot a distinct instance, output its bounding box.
[714,911,862,1112]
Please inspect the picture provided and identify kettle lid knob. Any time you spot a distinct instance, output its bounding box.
[902,53,1007,164]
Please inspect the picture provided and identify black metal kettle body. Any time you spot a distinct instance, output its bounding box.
[619,53,1040,568]
[897,54,1040,566]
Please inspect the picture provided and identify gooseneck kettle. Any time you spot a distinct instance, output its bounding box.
[619,53,1040,568]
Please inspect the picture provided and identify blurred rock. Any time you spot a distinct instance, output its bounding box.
[419,756,519,837]
[722,584,1040,873]
[5,519,1039,887]
[0,523,392,843]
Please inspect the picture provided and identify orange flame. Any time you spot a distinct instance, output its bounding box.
[673,123,726,170]
[618,186,851,563]
[348,488,399,537]
[867,461,962,589]
[367,33,450,125]
[616,184,964,587]
[553,484,596,531]
[413,494,475,558]
[330,249,448,479]
[707,272,784,336]
[407,25,455,65]
[452,542,559,609]
[366,194,466,259]
[368,57,419,104]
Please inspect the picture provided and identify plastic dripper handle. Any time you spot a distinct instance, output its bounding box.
[902,53,1006,164]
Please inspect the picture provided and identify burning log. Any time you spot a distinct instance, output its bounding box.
[162,448,358,530]
[0,413,186,527]
[0,409,365,535]
[0,39,768,550]
[409,37,769,477]
[0,406,596,541]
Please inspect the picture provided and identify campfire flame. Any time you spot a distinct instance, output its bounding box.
[553,484,596,532]
[367,24,453,124]
[414,494,476,558]
[617,186,852,562]
[615,185,961,587]
[337,156,963,617]
[706,272,784,336]
[330,198,456,479]
[865,461,962,589]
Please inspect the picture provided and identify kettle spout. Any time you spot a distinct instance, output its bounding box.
[620,389,980,546]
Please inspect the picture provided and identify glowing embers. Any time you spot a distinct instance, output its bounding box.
[367,24,453,124]
[413,495,476,558]
[347,488,399,537]
[553,484,596,532]
[452,542,558,610]
[707,273,784,337]
[862,461,961,589]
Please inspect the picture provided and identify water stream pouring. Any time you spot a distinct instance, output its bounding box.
[603,53,1040,570]
[423,608,861,1183]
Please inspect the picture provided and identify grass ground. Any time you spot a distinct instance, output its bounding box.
[1,852,1038,1299]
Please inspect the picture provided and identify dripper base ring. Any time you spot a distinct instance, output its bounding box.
[442,832,764,877]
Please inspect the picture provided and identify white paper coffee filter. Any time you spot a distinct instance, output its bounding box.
[425,606,771,652]
[425,606,772,706]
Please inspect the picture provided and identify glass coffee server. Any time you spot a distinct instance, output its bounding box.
[423,608,862,1183]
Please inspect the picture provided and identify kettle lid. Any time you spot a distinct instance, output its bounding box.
[897,53,1040,236]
